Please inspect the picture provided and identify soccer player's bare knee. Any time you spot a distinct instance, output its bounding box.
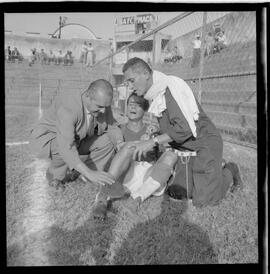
[108,143,135,176]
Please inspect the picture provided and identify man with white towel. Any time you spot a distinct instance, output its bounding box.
[122,57,243,208]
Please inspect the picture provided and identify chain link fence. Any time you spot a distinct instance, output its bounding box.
[92,11,257,148]
[5,11,257,149]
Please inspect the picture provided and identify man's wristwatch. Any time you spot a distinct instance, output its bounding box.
[152,136,159,147]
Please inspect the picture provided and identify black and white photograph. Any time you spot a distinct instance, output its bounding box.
[2,1,267,268]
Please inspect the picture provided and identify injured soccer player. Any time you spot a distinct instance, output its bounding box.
[93,92,178,220]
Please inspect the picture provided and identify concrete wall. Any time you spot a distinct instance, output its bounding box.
[168,11,256,58]
[5,34,111,61]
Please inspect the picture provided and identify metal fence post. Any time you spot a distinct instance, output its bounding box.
[152,32,156,65]
[198,12,208,104]
[39,82,42,119]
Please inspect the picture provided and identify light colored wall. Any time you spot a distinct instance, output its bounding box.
[5,34,111,60]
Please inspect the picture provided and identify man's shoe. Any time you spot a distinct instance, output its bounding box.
[102,182,128,199]
[92,192,109,221]
[46,169,66,191]
[63,168,80,183]
[225,162,244,193]
[48,179,66,191]
[165,185,188,201]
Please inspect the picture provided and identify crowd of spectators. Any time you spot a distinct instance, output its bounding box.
[204,29,228,57]
[191,28,228,68]
[163,45,183,64]
[160,26,228,68]
[5,46,75,66]
[5,46,24,62]
[28,48,74,66]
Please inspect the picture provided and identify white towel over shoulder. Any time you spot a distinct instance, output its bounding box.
[144,70,200,138]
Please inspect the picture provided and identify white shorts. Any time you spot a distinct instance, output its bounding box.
[123,161,166,199]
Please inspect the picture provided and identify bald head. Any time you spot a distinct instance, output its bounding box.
[83,79,114,117]
[86,79,113,99]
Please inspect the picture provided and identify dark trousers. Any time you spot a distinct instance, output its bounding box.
[191,48,201,68]
[170,147,233,207]
[48,133,116,181]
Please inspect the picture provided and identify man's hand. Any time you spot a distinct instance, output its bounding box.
[83,170,115,186]
[116,140,126,152]
[76,162,115,186]
[128,139,155,161]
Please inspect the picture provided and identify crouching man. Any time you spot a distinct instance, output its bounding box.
[93,92,178,220]
[29,79,124,212]
[122,57,243,208]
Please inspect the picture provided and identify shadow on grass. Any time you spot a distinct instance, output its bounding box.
[7,213,118,266]
[46,214,118,265]
[113,196,218,265]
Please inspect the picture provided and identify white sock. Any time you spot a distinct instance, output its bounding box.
[131,177,161,202]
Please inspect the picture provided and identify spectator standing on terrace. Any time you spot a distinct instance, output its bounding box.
[86,42,95,67]
[29,80,124,211]
[204,32,215,57]
[191,34,201,68]
[80,41,88,64]
[39,49,47,65]
[55,50,65,65]
[122,57,243,208]
[5,46,12,61]
[48,50,55,65]
[93,92,178,220]
[64,50,74,66]
[29,48,37,66]
[11,47,22,62]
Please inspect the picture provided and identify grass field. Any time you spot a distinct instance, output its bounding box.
[5,105,258,266]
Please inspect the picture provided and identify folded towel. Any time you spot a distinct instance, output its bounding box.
[144,70,200,138]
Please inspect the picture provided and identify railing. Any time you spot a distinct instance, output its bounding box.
[5,11,257,149]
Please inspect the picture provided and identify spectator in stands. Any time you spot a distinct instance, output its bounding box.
[11,47,23,62]
[59,50,65,65]
[86,42,95,67]
[204,32,215,57]
[47,50,55,65]
[92,92,178,220]
[163,49,173,64]
[214,30,228,53]
[5,46,12,61]
[64,50,74,66]
[29,79,124,200]
[164,46,182,64]
[54,50,59,65]
[29,48,37,66]
[191,34,201,68]
[80,41,88,64]
[122,57,243,208]
[171,45,182,63]
[35,49,41,63]
[39,49,47,65]
[54,50,64,65]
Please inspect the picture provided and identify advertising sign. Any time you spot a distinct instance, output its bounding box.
[115,13,158,34]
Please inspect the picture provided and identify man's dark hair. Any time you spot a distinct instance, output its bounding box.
[127,92,149,112]
[86,79,113,97]
[122,57,152,74]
